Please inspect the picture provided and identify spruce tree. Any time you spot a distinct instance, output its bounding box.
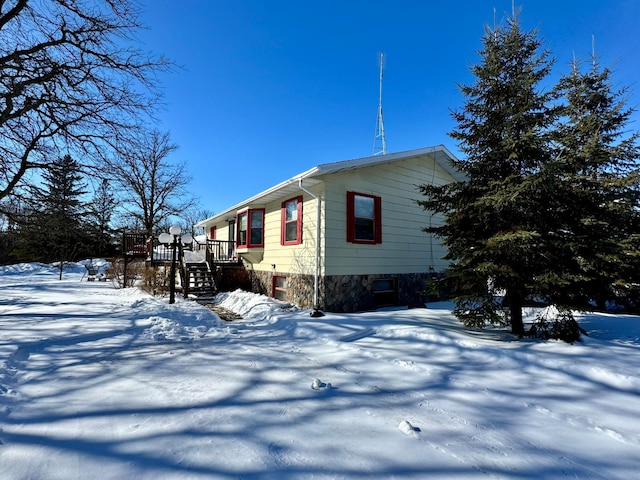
[421,10,640,337]
[88,179,119,257]
[419,12,557,335]
[547,56,640,312]
[13,154,90,277]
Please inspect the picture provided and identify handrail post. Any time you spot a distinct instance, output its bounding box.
[180,241,188,299]
[169,236,177,304]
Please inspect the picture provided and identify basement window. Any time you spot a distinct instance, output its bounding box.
[272,275,287,301]
[372,278,397,308]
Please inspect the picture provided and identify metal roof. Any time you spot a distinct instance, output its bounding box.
[195,145,461,226]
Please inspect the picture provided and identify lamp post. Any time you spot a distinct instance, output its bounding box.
[158,225,193,304]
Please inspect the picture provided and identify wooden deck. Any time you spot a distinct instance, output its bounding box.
[122,233,149,258]
[193,239,240,266]
[122,234,240,265]
[120,233,242,293]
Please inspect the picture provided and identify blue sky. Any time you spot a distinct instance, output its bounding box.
[137,1,640,214]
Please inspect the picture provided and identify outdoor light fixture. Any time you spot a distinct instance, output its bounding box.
[159,225,193,304]
[158,232,171,244]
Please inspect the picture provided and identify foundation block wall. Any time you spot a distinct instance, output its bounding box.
[243,269,433,313]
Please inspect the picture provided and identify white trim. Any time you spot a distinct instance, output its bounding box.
[195,145,461,227]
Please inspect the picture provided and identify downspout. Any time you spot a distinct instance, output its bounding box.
[299,179,325,317]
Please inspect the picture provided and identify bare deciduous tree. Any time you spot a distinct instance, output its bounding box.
[108,130,195,238]
[0,0,169,202]
[181,207,215,237]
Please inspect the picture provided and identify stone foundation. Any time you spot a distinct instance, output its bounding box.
[223,266,435,313]
[321,273,433,312]
[246,269,316,309]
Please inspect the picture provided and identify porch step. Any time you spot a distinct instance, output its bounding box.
[184,263,216,297]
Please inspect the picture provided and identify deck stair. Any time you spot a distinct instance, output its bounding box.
[183,262,216,298]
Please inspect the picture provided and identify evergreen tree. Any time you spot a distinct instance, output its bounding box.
[88,179,119,257]
[419,12,557,335]
[13,155,90,277]
[547,56,640,311]
[420,11,640,337]
[0,195,25,264]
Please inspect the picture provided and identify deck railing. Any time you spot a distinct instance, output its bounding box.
[193,238,237,264]
[151,243,174,263]
[122,233,149,257]
[122,233,177,263]
[122,233,238,266]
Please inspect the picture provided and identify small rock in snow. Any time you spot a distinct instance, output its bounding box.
[399,420,421,436]
[311,378,327,390]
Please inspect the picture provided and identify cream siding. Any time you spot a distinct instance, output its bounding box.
[205,221,233,245]
[197,149,457,278]
[237,184,325,276]
[321,154,451,276]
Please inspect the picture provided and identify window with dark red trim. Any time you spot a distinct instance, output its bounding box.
[237,208,265,248]
[272,275,287,301]
[209,226,217,240]
[347,191,382,244]
[281,196,303,245]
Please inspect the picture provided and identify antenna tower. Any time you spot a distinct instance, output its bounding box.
[373,52,387,156]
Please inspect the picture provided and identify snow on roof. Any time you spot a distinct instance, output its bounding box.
[196,145,461,226]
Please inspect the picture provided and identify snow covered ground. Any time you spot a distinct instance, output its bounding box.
[1,261,639,479]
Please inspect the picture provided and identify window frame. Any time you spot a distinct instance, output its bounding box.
[346,191,382,244]
[272,275,287,301]
[281,196,303,246]
[372,277,398,308]
[236,208,265,249]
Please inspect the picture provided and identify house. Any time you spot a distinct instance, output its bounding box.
[195,145,463,313]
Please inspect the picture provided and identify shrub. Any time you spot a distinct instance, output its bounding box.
[528,306,587,343]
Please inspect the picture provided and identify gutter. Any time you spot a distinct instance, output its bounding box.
[298,179,325,317]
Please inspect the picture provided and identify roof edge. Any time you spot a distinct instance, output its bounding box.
[311,144,456,176]
[195,166,320,227]
[195,145,461,227]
